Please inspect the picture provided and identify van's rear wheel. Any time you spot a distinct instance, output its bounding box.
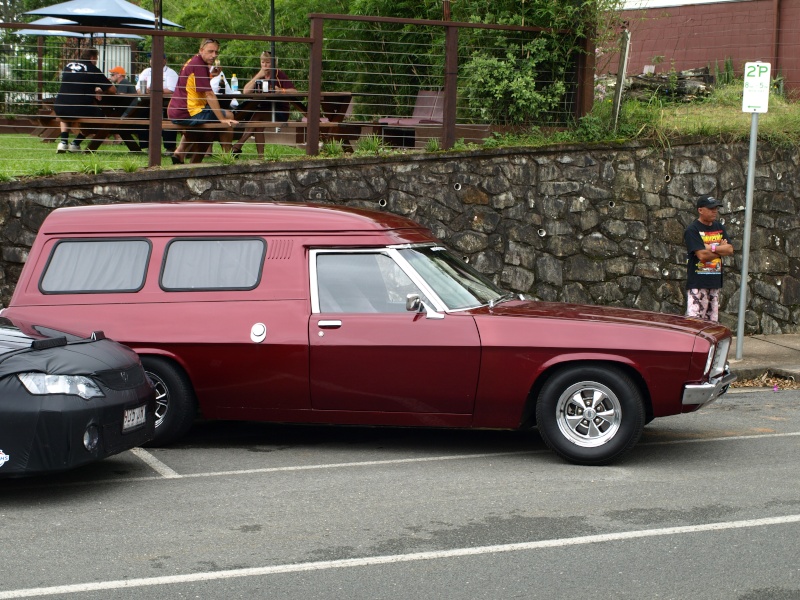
[141,356,197,447]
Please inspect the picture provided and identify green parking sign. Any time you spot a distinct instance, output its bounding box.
[742,61,771,113]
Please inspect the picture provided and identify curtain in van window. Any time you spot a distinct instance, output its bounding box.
[161,239,265,290]
[41,240,150,293]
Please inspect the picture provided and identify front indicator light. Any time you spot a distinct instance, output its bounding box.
[17,373,104,400]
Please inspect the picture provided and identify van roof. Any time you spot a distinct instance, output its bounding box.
[39,202,433,236]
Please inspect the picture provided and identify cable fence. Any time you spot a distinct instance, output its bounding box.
[0,15,591,176]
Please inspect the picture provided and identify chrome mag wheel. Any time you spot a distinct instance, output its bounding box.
[555,381,622,447]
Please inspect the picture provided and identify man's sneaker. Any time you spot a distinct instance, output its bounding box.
[56,141,68,154]
[67,143,83,153]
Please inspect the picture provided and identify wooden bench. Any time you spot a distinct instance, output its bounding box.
[67,118,250,154]
[63,118,150,152]
[63,117,355,155]
[29,114,60,142]
[379,90,444,147]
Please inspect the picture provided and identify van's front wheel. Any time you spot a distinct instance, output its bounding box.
[141,356,197,446]
[535,365,645,465]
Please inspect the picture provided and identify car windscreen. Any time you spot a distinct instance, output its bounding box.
[397,246,505,310]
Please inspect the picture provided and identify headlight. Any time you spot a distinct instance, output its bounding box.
[703,338,731,378]
[17,373,104,400]
[703,346,715,376]
[710,338,731,378]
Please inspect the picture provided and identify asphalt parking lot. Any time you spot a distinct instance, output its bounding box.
[1,388,799,600]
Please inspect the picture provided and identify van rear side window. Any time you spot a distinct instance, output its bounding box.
[40,239,151,293]
[161,238,266,291]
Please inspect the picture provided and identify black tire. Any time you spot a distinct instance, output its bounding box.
[141,356,197,447]
[535,364,645,466]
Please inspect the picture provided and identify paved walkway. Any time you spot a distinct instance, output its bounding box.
[729,334,800,380]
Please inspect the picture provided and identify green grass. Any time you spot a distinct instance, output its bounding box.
[473,80,800,150]
[2,80,798,180]
[0,134,304,180]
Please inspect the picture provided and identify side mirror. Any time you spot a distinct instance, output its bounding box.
[406,294,444,320]
[406,294,422,313]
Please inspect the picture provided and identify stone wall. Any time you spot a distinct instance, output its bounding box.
[1,139,798,334]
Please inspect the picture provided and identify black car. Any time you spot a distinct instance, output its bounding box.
[0,319,155,477]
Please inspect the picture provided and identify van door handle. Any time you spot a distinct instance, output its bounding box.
[317,320,342,329]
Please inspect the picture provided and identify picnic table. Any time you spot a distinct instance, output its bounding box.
[32,91,356,154]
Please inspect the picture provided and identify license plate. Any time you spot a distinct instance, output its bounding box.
[123,404,147,432]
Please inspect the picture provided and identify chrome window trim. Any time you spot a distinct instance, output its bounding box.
[309,248,448,315]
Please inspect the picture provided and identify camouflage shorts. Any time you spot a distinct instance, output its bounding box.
[686,288,720,322]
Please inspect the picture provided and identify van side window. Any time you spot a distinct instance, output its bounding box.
[161,238,266,291]
[40,239,150,293]
[316,252,427,313]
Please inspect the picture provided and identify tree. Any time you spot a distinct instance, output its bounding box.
[1,0,54,25]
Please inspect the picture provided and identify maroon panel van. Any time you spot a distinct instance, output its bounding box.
[1,202,736,465]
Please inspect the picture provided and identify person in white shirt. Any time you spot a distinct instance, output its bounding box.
[137,54,179,156]
[210,68,239,109]
[138,55,179,94]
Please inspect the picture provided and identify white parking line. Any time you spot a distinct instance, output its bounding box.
[1,513,799,599]
[129,448,182,479]
[142,430,800,481]
[18,430,800,488]
[642,430,800,446]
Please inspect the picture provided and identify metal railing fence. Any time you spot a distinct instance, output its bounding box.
[0,14,592,173]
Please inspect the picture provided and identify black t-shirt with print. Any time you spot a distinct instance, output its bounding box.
[54,60,113,118]
[684,218,730,290]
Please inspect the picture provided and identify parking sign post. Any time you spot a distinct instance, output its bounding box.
[736,62,770,359]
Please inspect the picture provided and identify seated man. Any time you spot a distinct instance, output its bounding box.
[167,38,237,164]
[230,52,296,159]
[135,54,179,156]
[53,48,116,154]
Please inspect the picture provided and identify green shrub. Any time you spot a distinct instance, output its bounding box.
[321,139,345,157]
[354,134,386,155]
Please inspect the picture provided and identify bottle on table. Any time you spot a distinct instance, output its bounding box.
[231,74,238,92]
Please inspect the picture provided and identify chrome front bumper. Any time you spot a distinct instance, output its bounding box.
[682,367,737,406]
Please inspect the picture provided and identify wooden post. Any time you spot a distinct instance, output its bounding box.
[148,34,165,167]
[442,24,458,150]
[575,31,596,120]
[307,17,324,156]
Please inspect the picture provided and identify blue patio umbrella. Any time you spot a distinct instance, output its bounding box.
[25,0,182,28]
[16,17,144,39]
[25,1,180,70]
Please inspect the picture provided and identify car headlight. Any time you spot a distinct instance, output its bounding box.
[17,373,104,400]
[703,338,731,378]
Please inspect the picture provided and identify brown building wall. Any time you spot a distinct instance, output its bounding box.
[615,0,800,93]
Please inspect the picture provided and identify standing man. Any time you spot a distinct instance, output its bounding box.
[684,194,735,322]
[136,54,179,156]
[167,38,237,164]
[53,48,116,154]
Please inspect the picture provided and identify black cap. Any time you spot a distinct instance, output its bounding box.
[696,195,723,209]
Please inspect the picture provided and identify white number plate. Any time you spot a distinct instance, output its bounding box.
[123,404,147,431]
